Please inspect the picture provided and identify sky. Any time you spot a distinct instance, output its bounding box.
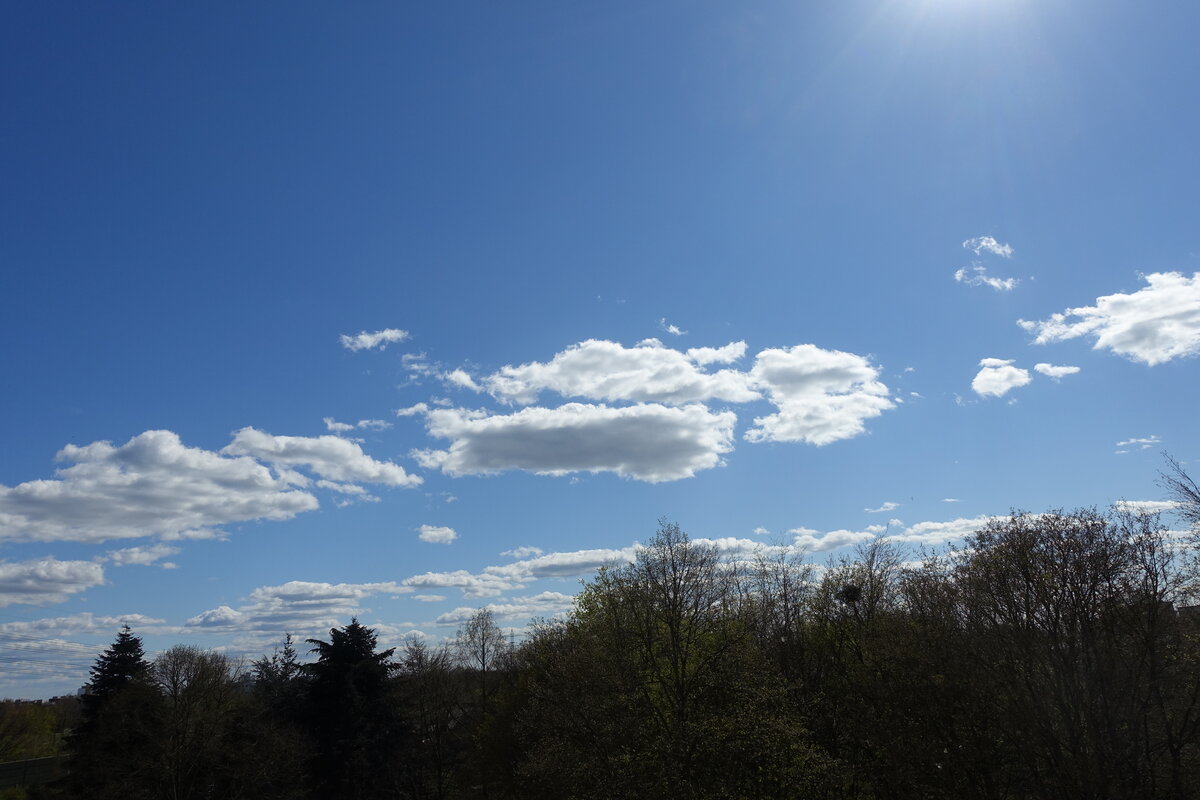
[2,0,1198,698]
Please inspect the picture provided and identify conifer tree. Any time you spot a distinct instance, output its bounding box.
[80,625,149,724]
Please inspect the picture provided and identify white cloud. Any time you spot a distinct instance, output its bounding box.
[1113,500,1178,514]
[501,546,544,559]
[401,353,436,377]
[751,527,769,536]
[659,318,687,336]
[954,264,1019,291]
[483,339,758,406]
[942,498,960,503]
[406,545,637,599]
[323,417,392,433]
[402,570,518,599]
[1019,272,1200,365]
[340,328,410,352]
[102,544,180,568]
[744,345,895,445]
[443,369,481,392]
[0,430,319,543]
[971,358,1032,397]
[865,501,899,513]
[1115,435,1161,451]
[962,236,1014,257]
[0,612,165,638]
[791,528,878,552]
[414,402,736,483]
[418,524,458,544]
[412,594,446,603]
[435,591,576,625]
[884,515,998,546]
[1033,363,1081,379]
[686,342,747,366]
[186,579,411,634]
[395,403,430,417]
[223,427,422,487]
[0,558,106,607]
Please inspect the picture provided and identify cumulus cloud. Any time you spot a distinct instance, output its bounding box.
[412,594,446,603]
[744,345,895,445]
[406,546,636,599]
[791,528,878,552]
[483,339,758,406]
[414,403,736,483]
[224,428,421,488]
[1019,272,1200,365]
[418,525,458,544]
[443,369,481,392]
[0,558,106,607]
[102,544,180,568]
[0,430,319,543]
[1033,363,1081,379]
[971,358,1032,397]
[0,612,165,638]
[686,342,747,366]
[954,264,1019,291]
[865,501,899,513]
[395,403,429,417]
[402,570,518,599]
[884,515,998,546]
[435,591,577,625]
[963,236,1014,257]
[340,328,410,352]
[186,579,411,635]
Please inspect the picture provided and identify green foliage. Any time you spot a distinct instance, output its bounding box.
[35,489,1200,800]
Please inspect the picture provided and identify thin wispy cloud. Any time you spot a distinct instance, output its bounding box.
[340,328,410,352]
[963,236,1014,257]
[659,318,687,336]
[954,264,1019,291]
[1115,435,1161,454]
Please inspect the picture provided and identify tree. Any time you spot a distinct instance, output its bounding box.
[150,645,245,800]
[516,520,835,799]
[456,608,506,707]
[304,618,404,800]
[67,626,162,800]
[82,625,148,709]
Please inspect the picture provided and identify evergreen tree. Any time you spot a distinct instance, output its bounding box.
[304,618,405,799]
[67,626,163,800]
[83,625,148,708]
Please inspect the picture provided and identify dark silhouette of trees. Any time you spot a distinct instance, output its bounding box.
[65,626,162,800]
[304,618,405,800]
[42,488,1200,800]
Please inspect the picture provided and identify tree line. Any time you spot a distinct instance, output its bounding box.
[16,466,1200,799]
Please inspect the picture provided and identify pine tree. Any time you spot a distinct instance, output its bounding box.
[68,626,162,799]
[84,625,148,704]
[304,618,405,799]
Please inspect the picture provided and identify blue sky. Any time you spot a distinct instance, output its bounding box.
[2,0,1198,697]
